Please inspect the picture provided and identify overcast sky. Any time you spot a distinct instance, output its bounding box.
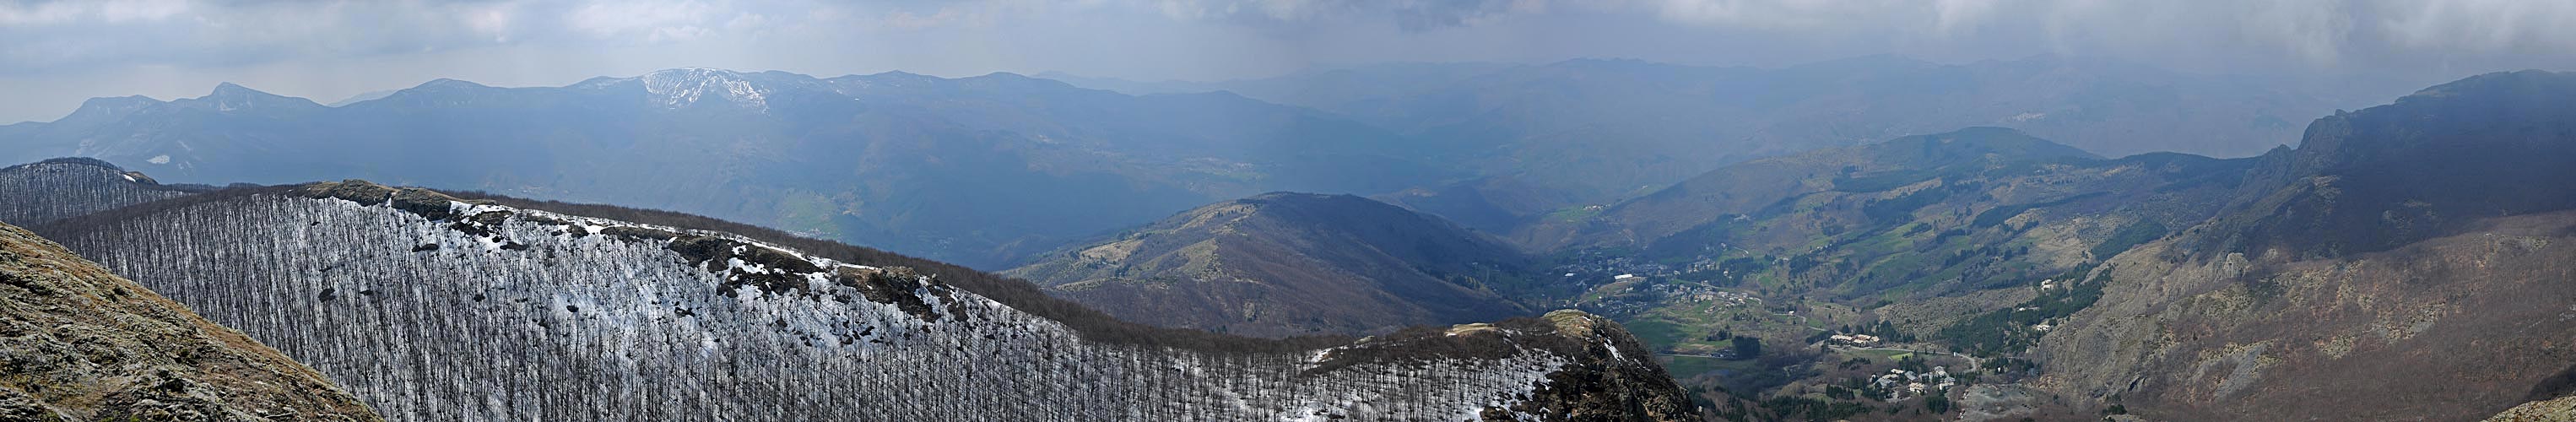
[2,0,2572,123]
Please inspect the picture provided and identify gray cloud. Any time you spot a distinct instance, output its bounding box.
[1143,0,1539,32]
[1,0,2572,123]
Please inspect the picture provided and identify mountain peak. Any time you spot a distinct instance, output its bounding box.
[642,67,744,79]
[55,95,163,124]
[2297,69,2576,172]
[416,78,489,89]
[190,82,321,112]
[2398,69,2573,103]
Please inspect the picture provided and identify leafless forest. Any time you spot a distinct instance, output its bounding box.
[39,189,1633,421]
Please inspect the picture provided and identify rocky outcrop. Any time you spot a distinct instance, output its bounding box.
[2487,395,2576,422]
[1304,310,1697,421]
[0,221,381,421]
[2038,214,2576,420]
[33,180,1693,421]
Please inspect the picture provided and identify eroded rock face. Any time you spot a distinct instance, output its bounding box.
[0,222,381,421]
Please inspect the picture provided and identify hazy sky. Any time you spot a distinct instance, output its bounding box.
[3,0,2573,123]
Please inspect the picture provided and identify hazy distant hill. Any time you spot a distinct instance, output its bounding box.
[1057,56,2352,232]
[0,69,1452,268]
[1007,192,1537,337]
[1523,127,2254,305]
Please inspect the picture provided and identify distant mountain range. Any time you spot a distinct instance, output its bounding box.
[0,68,1452,268]
[1006,192,1538,338]
[3,58,2572,421]
[1053,55,2368,232]
[0,56,2374,268]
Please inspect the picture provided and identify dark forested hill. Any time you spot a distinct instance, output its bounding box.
[1006,192,1537,338]
[0,158,209,226]
[0,220,381,421]
[0,69,1451,268]
[27,180,1693,421]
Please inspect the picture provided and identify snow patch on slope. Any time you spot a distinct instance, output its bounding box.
[570,68,777,111]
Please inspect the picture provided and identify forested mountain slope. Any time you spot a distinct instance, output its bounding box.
[1007,192,1535,338]
[2033,70,2576,420]
[1527,127,2253,305]
[0,158,208,226]
[0,221,380,421]
[30,181,1692,421]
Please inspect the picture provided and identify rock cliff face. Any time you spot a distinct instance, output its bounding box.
[2487,395,2576,422]
[2032,71,2576,420]
[31,181,1693,421]
[1008,192,1535,338]
[0,221,381,421]
[0,158,204,226]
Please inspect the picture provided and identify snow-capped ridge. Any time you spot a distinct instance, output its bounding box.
[574,68,812,111]
[293,180,956,320]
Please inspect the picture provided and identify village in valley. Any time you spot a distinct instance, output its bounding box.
[1551,254,2008,419]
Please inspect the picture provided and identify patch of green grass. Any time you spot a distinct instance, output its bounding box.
[771,192,846,237]
[1659,354,1762,377]
[1625,318,1691,349]
[2090,219,2169,259]
[1843,349,1912,360]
